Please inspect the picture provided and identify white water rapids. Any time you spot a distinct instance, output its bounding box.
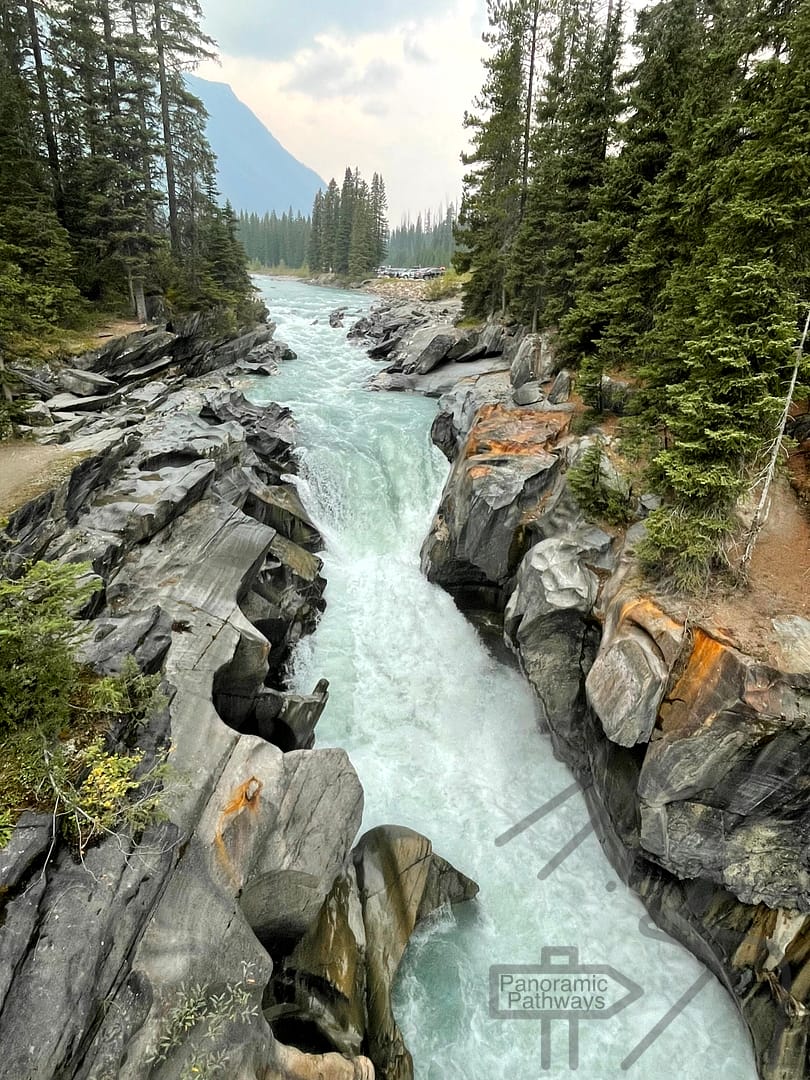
[249,277,756,1079]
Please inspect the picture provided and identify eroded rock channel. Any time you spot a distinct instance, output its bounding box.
[0,307,476,1080]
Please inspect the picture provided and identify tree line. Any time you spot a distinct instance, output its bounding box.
[387,205,457,268]
[237,209,311,270]
[0,0,256,363]
[308,168,389,278]
[458,0,810,589]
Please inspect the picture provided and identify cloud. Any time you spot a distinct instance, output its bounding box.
[197,0,488,220]
[283,47,402,100]
[203,0,454,61]
[403,38,431,64]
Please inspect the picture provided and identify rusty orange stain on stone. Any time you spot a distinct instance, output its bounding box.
[214,776,263,880]
[468,464,493,480]
[221,776,263,818]
[660,630,730,733]
[463,405,570,461]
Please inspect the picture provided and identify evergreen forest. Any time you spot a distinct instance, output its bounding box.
[307,168,390,278]
[457,0,810,588]
[0,0,257,367]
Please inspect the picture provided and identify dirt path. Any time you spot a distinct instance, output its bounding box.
[0,442,79,520]
[692,478,810,664]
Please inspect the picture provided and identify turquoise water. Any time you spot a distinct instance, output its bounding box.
[249,277,756,1080]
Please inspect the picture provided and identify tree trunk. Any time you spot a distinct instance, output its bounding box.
[99,0,120,118]
[0,355,14,404]
[153,0,180,257]
[741,309,810,574]
[520,0,540,223]
[25,0,62,214]
[129,1,155,209]
[127,266,148,323]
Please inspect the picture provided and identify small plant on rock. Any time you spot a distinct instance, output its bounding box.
[567,443,633,526]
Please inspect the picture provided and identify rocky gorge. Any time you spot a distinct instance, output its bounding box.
[0,310,478,1080]
[0,280,805,1080]
[352,301,809,1079]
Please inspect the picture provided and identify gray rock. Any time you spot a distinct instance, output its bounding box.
[505,539,599,730]
[514,380,542,405]
[510,331,558,389]
[422,406,571,601]
[73,328,177,376]
[22,401,53,427]
[772,616,810,674]
[78,606,173,676]
[57,367,119,397]
[354,827,478,1080]
[599,375,635,415]
[587,594,685,748]
[45,391,119,413]
[430,371,513,462]
[548,369,572,404]
[405,329,457,375]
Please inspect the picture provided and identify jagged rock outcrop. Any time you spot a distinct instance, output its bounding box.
[0,327,479,1080]
[421,404,575,608]
[422,355,810,1080]
[270,826,478,1080]
[351,301,515,396]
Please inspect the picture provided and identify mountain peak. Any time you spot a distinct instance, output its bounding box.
[187,74,325,217]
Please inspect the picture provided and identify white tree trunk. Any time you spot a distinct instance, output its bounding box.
[741,309,810,573]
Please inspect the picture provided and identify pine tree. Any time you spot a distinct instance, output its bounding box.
[308,190,324,271]
[455,0,527,317]
[0,44,80,361]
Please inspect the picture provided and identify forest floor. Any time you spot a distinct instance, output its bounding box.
[679,476,810,667]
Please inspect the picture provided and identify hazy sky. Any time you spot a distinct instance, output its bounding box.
[198,0,488,221]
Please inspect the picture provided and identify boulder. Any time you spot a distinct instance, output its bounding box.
[599,375,635,415]
[22,401,53,427]
[510,331,558,389]
[421,404,571,604]
[403,329,457,375]
[73,328,176,376]
[637,627,810,910]
[513,380,542,406]
[586,595,685,747]
[57,368,119,398]
[45,391,119,413]
[505,538,599,733]
[353,827,478,1080]
[547,369,572,404]
[430,372,513,462]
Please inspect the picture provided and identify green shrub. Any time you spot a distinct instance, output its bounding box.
[0,561,94,735]
[0,561,168,852]
[150,962,260,1079]
[424,268,464,301]
[637,505,736,593]
[567,444,633,526]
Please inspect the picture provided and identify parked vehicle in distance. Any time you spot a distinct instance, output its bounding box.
[377,266,446,279]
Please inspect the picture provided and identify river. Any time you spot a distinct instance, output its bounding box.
[249,277,756,1080]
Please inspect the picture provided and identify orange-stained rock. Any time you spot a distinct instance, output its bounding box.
[421,404,572,599]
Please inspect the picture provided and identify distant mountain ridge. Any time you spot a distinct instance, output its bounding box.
[187,74,325,217]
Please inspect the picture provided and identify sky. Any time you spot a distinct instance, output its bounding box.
[197,0,489,222]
